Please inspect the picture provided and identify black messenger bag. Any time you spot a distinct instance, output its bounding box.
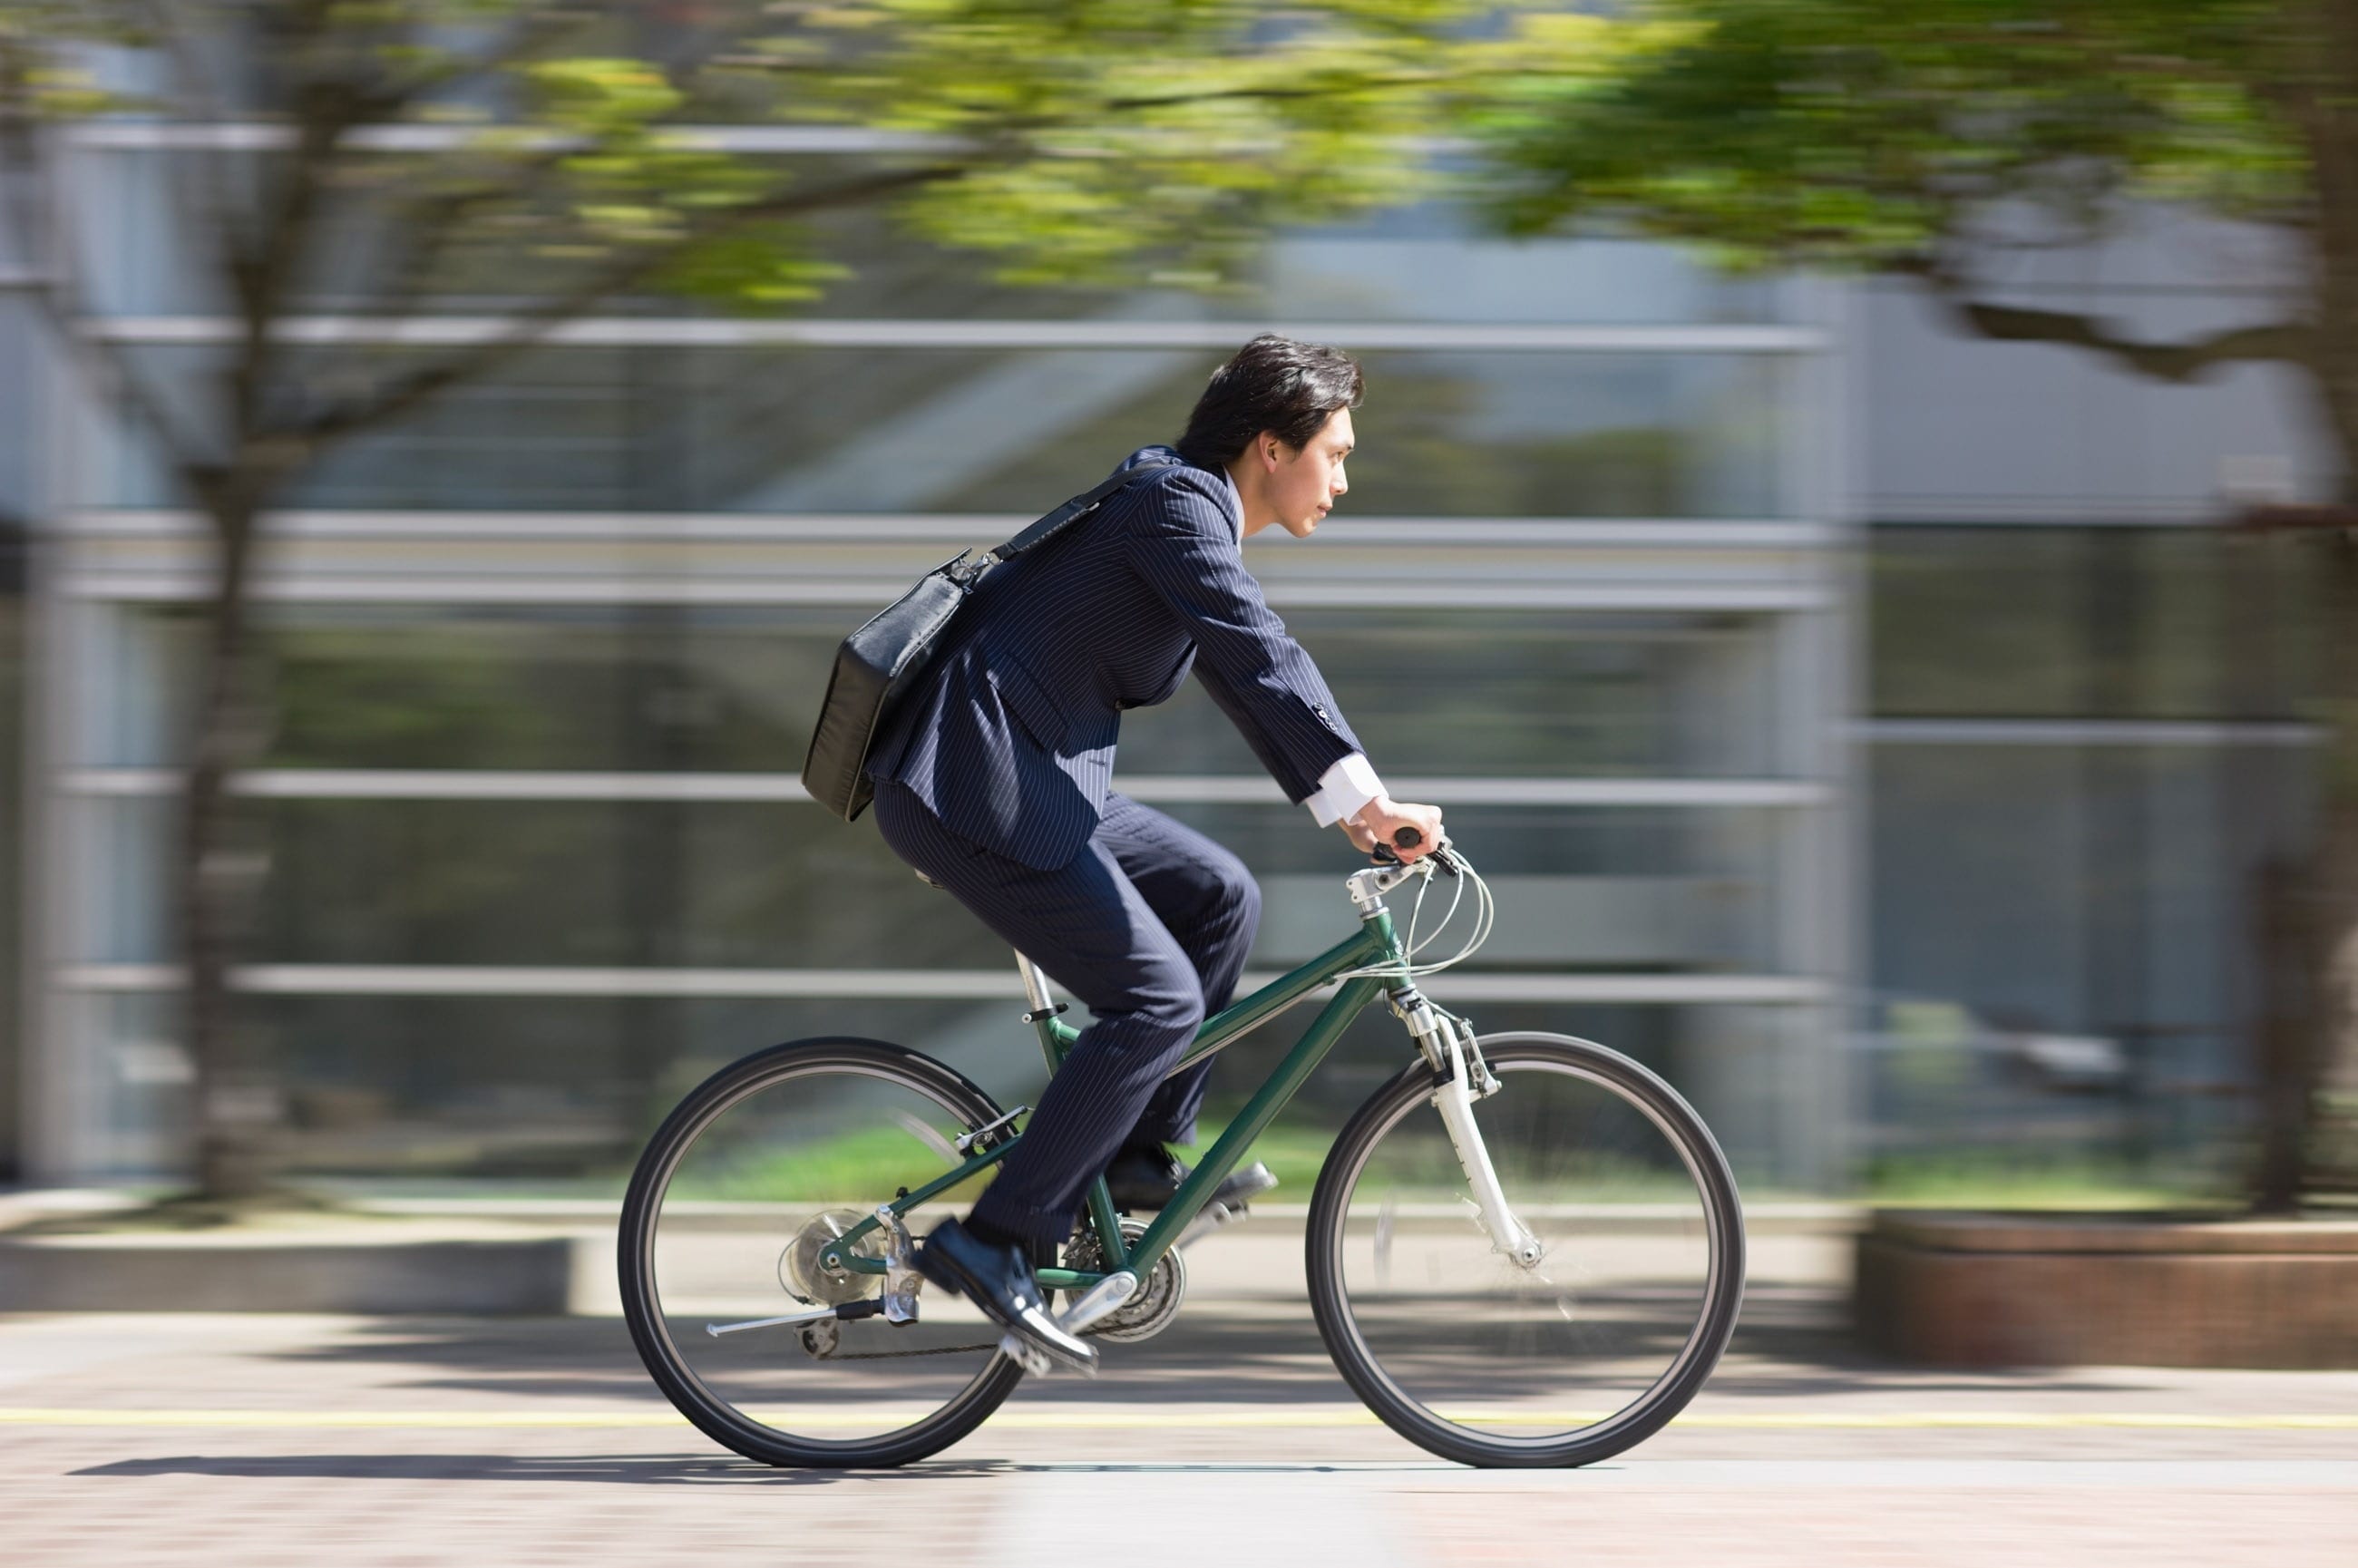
[801,460,1176,822]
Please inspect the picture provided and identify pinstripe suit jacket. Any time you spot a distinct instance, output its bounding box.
[864,444,1365,871]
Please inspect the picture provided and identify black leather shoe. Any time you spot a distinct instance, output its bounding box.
[912,1218,1097,1375]
[1102,1145,1280,1213]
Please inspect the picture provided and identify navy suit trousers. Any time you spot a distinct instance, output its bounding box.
[871,777,1261,1245]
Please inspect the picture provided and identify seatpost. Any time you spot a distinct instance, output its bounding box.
[1014,950,1069,1071]
[1014,950,1055,1017]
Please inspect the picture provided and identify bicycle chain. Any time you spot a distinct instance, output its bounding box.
[806,1325,1119,1360]
[817,1339,1002,1360]
[800,1315,1120,1361]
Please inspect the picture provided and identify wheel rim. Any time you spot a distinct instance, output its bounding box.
[634,1060,1015,1454]
[1324,1046,1737,1454]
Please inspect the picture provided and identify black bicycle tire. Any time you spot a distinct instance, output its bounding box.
[618,1036,1032,1468]
[1305,1032,1747,1467]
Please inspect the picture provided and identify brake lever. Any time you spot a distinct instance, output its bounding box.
[1369,837,1459,876]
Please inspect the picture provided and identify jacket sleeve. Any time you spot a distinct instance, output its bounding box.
[1122,471,1365,803]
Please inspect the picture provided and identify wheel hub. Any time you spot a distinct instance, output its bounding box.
[780,1207,887,1306]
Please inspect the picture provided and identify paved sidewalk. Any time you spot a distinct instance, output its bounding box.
[4,1283,2356,1567]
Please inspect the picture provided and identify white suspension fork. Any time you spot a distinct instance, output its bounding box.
[1431,1021,1544,1269]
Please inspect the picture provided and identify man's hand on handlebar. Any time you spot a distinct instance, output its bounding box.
[1341,795,1445,863]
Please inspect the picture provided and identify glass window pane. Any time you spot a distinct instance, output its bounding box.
[1151,802,1784,974]
[86,604,834,773]
[248,798,979,970]
[1116,610,1785,778]
[100,603,1787,778]
[71,989,1798,1185]
[1870,526,2318,720]
[1866,741,2310,1178]
[101,345,1797,519]
[76,994,1072,1183]
[82,791,1787,977]
[214,797,1781,973]
[1871,530,2090,716]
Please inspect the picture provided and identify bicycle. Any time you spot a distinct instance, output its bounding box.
[619,835,1746,1468]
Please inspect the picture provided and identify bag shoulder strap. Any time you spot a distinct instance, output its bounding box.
[953,459,1180,582]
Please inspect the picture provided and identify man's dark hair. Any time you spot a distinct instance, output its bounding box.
[1176,334,1363,470]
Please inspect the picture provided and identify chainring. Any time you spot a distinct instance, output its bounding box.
[1061,1217,1185,1342]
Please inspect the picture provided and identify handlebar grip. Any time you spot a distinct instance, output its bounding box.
[1393,826,1423,850]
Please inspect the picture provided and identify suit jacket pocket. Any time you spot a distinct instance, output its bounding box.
[987,651,1068,752]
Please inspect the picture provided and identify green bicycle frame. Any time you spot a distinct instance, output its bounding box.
[820,906,1407,1289]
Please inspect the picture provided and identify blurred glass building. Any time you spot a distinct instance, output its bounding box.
[0,123,2324,1194]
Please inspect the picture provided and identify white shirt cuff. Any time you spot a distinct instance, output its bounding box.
[1304,753,1384,827]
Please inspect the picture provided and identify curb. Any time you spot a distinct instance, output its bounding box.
[0,1232,576,1314]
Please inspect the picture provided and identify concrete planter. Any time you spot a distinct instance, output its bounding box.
[0,1227,578,1314]
[1854,1209,2358,1368]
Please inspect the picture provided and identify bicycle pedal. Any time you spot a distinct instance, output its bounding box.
[996,1332,1054,1378]
[1174,1201,1243,1251]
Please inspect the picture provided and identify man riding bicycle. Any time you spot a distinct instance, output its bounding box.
[862,334,1445,1374]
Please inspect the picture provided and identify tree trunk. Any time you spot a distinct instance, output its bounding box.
[2259,535,2358,1210]
[2246,560,2358,1212]
[2304,527,2358,1203]
[184,490,275,1200]
[2247,9,2358,1207]
[2250,363,2358,1212]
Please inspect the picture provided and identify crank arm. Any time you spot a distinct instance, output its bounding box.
[1057,1269,1138,1334]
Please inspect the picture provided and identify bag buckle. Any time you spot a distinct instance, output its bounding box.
[947,549,999,586]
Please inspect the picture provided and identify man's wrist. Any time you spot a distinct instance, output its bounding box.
[1306,754,1384,827]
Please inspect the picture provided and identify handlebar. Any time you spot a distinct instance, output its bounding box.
[1370,829,1459,876]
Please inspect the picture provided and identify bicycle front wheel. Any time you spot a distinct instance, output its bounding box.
[619,1037,1038,1468]
[1307,1032,1745,1467]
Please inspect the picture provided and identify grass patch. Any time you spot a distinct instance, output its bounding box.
[1172,1120,1337,1197]
[666,1124,989,1205]
[1859,1152,2237,1212]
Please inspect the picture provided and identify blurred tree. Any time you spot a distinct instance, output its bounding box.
[1477,0,2358,1209]
[0,0,1577,1206]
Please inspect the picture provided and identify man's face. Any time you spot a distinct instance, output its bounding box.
[1251,407,1353,539]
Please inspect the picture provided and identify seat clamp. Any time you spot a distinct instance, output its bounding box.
[1020,1001,1070,1024]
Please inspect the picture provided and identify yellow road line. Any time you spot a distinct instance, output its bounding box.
[3,1407,2355,1431]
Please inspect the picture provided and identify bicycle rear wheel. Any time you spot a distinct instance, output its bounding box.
[619,1037,1038,1468]
[1307,1032,1745,1467]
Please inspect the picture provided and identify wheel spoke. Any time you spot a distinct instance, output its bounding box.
[619,1040,1033,1467]
[1309,1035,1745,1466]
